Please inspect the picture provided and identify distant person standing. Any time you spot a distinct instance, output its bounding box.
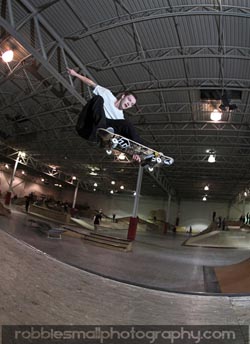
[222,218,226,231]
[93,210,102,231]
[212,211,216,222]
[246,212,250,225]
[218,216,222,228]
[112,213,116,223]
[25,195,31,213]
[63,201,69,213]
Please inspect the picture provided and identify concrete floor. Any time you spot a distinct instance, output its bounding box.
[1,209,250,294]
[0,209,250,343]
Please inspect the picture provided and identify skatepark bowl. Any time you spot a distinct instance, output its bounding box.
[0,207,250,343]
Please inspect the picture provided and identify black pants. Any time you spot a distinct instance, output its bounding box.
[76,95,142,143]
[76,95,106,141]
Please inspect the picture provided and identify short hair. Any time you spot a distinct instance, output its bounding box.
[123,90,138,100]
[117,90,138,101]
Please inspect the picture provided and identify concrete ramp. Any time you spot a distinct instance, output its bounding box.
[0,202,11,217]
[184,230,250,248]
[0,228,250,331]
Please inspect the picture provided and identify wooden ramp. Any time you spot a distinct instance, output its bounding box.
[63,226,132,252]
[83,232,132,252]
[215,258,250,293]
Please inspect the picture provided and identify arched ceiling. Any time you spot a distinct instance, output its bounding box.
[1,0,250,202]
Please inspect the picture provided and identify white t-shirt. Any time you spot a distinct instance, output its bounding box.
[93,85,124,120]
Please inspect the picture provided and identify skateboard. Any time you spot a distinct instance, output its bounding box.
[97,128,174,169]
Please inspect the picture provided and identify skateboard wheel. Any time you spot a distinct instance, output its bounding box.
[111,138,118,148]
[164,158,174,165]
[106,149,113,155]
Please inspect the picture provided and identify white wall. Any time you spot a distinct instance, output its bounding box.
[228,202,244,220]
[61,187,176,221]
[178,200,229,231]
[0,171,59,199]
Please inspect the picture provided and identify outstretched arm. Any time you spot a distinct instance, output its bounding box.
[67,68,97,88]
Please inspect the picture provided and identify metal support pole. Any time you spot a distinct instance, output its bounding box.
[128,165,144,240]
[243,196,246,217]
[227,201,231,220]
[166,193,171,222]
[5,152,21,205]
[9,153,20,191]
[164,193,171,233]
[132,165,143,217]
[72,180,79,209]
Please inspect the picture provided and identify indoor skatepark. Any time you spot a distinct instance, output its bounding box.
[2,207,250,295]
[2,1,250,343]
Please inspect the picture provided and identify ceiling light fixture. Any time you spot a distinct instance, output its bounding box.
[1,49,14,63]
[210,109,222,121]
[207,150,216,163]
[202,196,207,201]
[204,185,209,191]
[208,154,216,163]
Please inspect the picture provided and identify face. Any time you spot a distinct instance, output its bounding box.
[119,94,136,110]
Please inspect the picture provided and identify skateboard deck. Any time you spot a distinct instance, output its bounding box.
[97,128,174,168]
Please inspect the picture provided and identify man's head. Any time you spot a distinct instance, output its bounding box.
[117,91,137,110]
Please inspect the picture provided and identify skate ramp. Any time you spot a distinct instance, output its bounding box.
[0,202,11,217]
[71,217,148,232]
[215,259,250,293]
[70,217,94,230]
[184,230,250,248]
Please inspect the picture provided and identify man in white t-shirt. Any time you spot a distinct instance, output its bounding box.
[67,68,142,143]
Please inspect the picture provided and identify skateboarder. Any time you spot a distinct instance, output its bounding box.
[67,68,143,144]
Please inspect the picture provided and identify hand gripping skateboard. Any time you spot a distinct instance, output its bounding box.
[97,128,174,169]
